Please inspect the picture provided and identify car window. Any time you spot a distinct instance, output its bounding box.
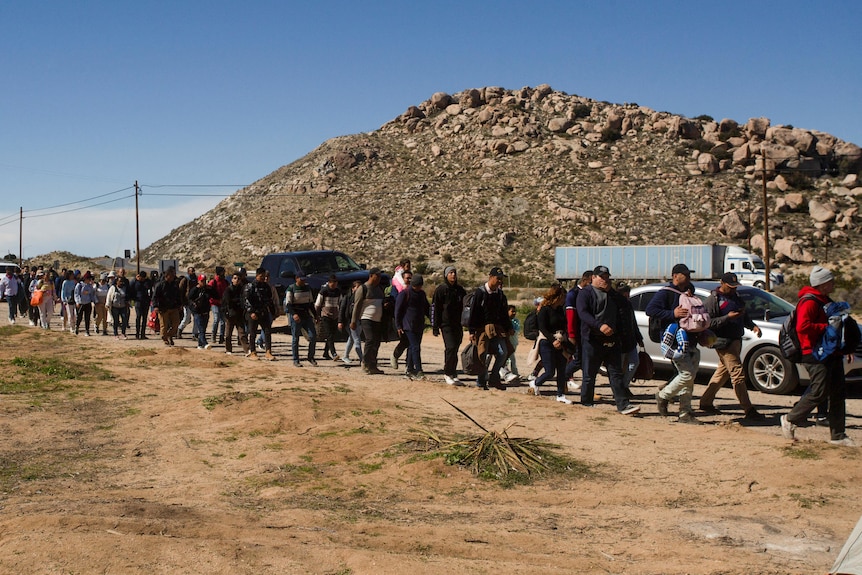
[278,257,297,278]
[333,253,360,272]
[738,289,794,320]
[630,291,655,312]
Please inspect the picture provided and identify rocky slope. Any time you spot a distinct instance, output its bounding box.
[141,85,862,285]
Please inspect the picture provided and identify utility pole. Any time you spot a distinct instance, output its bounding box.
[135,181,141,274]
[19,207,23,264]
[761,153,771,291]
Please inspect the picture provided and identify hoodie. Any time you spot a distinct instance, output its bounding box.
[796,285,830,357]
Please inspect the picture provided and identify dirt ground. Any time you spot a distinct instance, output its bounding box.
[0,306,860,575]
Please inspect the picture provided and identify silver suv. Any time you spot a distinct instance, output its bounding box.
[628,282,862,394]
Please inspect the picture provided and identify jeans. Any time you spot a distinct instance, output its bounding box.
[63,301,77,330]
[345,326,363,362]
[581,338,631,411]
[135,302,149,338]
[535,339,568,396]
[210,304,225,342]
[477,335,507,388]
[179,304,194,335]
[111,306,129,336]
[194,312,209,347]
[405,330,424,374]
[440,325,463,377]
[621,347,640,390]
[291,313,317,362]
[360,319,383,369]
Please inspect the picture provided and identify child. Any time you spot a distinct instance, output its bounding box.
[502,304,520,379]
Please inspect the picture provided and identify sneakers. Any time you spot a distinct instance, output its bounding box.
[815,416,829,427]
[699,404,722,416]
[567,379,581,392]
[412,371,426,380]
[307,358,318,367]
[829,435,856,447]
[780,415,797,440]
[620,405,641,416]
[331,354,340,361]
[342,357,354,365]
[556,395,573,404]
[196,345,205,350]
[225,351,233,355]
[204,343,212,350]
[655,391,669,417]
[488,381,507,391]
[293,360,301,367]
[443,375,465,386]
[503,371,519,384]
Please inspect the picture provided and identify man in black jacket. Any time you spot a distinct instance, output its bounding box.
[468,267,513,390]
[431,266,467,386]
[243,267,276,361]
[152,267,183,347]
[576,266,640,415]
[699,273,764,420]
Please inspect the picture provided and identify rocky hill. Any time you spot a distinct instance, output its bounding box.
[141,85,862,285]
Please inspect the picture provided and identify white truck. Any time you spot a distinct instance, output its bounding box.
[554,244,782,288]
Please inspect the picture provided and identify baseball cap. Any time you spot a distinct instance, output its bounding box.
[368,267,382,276]
[593,265,611,277]
[489,267,507,278]
[672,263,694,276]
[721,272,740,287]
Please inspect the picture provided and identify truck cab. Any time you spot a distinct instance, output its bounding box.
[723,246,783,288]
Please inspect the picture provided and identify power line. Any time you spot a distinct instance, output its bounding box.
[25,193,136,219]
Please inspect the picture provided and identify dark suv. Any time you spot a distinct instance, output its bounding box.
[258,250,390,301]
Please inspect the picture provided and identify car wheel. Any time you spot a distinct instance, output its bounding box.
[746,345,799,394]
[753,280,766,289]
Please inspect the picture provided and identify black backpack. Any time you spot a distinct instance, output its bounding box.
[523,310,539,340]
[460,288,481,328]
[779,294,818,362]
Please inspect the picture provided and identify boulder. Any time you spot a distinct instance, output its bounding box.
[718,210,749,239]
[732,143,752,165]
[718,118,739,135]
[774,174,789,192]
[430,92,452,110]
[835,141,862,172]
[842,174,859,188]
[760,142,799,165]
[670,117,701,140]
[745,117,770,139]
[697,153,720,174]
[445,103,462,116]
[784,192,805,210]
[548,117,572,133]
[402,106,425,120]
[774,238,814,262]
[808,199,836,222]
[459,89,483,108]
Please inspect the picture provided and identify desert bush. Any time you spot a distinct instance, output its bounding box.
[600,127,621,143]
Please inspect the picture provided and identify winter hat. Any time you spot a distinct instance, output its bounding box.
[809,266,834,287]
[411,274,424,287]
[444,266,456,277]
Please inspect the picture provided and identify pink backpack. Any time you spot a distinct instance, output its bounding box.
[665,287,710,333]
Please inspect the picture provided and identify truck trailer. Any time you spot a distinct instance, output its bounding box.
[554,244,782,288]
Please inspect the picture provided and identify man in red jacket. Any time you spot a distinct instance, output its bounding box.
[780,266,854,446]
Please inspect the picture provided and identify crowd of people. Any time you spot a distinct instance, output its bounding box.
[0,257,855,445]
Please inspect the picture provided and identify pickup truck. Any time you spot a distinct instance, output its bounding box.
[257,250,390,301]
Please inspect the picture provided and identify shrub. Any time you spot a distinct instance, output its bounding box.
[600,127,621,143]
[695,114,714,122]
[572,104,591,119]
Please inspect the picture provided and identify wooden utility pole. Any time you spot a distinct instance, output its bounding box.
[19,207,22,264]
[135,181,141,274]
[761,153,771,291]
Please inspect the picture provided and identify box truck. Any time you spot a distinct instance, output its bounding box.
[554,244,782,288]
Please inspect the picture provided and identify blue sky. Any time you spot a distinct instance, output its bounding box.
[2,0,860,260]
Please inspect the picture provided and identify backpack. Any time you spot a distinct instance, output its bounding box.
[667,287,710,333]
[523,310,539,340]
[460,288,480,328]
[778,294,818,362]
[460,341,483,375]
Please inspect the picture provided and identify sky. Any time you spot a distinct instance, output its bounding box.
[2,0,860,261]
